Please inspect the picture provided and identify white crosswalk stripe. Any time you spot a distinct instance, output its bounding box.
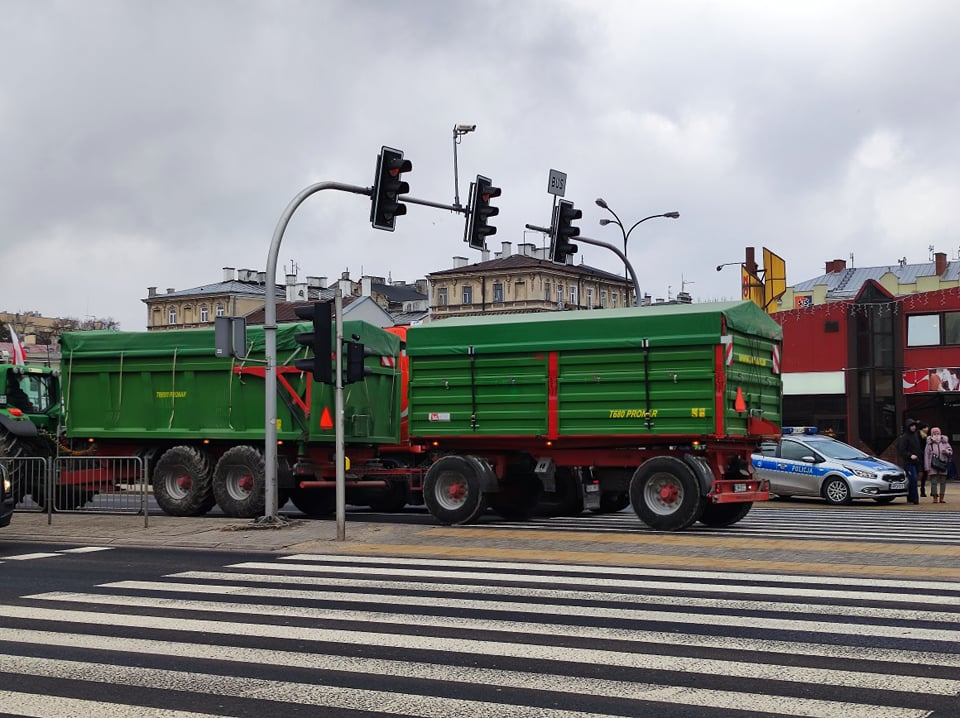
[2,554,956,717]
[491,505,960,544]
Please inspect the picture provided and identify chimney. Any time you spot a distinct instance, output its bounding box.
[501,241,512,257]
[166,287,175,294]
[453,256,468,268]
[361,277,373,296]
[148,286,157,298]
[222,267,236,281]
[825,259,847,274]
[285,273,296,286]
[256,271,266,285]
[306,276,323,287]
[936,251,947,276]
[481,249,490,262]
[285,283,307,302]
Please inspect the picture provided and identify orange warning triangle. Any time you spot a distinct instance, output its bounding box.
[734,387,746,413]
[319,407,334,429]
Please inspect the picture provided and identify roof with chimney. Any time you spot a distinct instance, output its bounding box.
[793,253,960,300]
[429,253,627,281]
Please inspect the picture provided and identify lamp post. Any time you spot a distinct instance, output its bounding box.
[595,198,679,301]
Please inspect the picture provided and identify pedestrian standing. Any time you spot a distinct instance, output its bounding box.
[897,418,923,504]
[924,426,952,503]
[918,422,930,496]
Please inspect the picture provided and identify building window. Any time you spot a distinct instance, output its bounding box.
[907,314,940,347]
[200,305,209,323]
[462,285,473,305]
[493,283,504,302]
[556,285,564,306]
[544,282,551,302]
[611,293,618,309]
[586,288,594,309]
[600,290,607,308]
[215,304,225,317]
[946,312,960,345]
[168,307,177,325]
[569,286,578,306]
[437,287,448,306]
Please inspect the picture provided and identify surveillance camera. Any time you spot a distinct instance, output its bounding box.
[455,124,477,132]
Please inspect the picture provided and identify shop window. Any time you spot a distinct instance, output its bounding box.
[907,314,939,346]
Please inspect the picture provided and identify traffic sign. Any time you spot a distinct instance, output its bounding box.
[547,169,566,197]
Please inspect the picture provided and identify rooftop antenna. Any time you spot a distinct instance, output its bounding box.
[681,275,695,293]
[929,245,935,261]
[848,252,854,267]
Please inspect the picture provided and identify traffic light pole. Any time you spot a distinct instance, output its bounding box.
[261,184,466,530]
[261,181,367,528]
[525,223,643,307]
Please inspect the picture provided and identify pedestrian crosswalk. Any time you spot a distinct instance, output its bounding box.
[2,553,958,717]
[487,505,960,545]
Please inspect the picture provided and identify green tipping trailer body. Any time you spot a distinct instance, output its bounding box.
[406,301,782,441]
[43,321,403,518]
[405,301,783,529]
[59,321,401,445]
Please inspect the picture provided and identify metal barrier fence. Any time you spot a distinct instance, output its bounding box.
[7,455,148,526]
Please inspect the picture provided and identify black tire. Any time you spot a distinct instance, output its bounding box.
[873,496,897,505]
[0,428,46,502]
[592,491,630,514]
[629,456,705,531]
[290,488,335,517]
[152,446,215,517]
[489,474,541,521]
[367,480,409,512]
[212,445,266,518]
[423,455,487,525]
[822,476,852,505]
[698,502,752,527]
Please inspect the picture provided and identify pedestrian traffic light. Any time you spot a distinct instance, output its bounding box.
[465,174,501,250]
[370,146,412,231]
[293,301,333,384]
[344,340,369,384]
[551,199,581,263]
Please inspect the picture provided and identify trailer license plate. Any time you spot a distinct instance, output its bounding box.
[890,482,906,490]
[734,483,747,492]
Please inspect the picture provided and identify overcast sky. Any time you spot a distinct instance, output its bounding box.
[3,0,959,330]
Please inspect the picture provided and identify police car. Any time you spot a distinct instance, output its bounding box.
[752,427,908,505]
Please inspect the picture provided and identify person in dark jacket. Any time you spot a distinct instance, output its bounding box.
[897,418,923,504]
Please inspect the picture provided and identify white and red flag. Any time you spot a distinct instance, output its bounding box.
[6,324,26,365]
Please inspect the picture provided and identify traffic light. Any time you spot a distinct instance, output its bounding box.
[370,146,412,231]
[293,301,333,384]
[344,340,368,384]
[465,174,501,250]
[551,199,581,263]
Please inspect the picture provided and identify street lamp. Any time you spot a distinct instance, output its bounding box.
[716,262,741,272]
[452,123,477,210]
[595,198,680,288]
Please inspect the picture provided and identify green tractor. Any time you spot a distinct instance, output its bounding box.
[0,364,61,503]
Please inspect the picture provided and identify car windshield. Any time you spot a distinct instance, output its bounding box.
[808,438,869,461]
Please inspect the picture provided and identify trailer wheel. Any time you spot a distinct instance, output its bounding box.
[367,480,409,512]
[593,491,630,514]
[489,474,541,521]
[152,446,215,517]
[698,502,752,527]
[423,455,487,525]
[212,445,266,518]
[290,488,335,517]
[630,456,704,530]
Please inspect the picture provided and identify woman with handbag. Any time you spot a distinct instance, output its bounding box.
[924,427,952,503]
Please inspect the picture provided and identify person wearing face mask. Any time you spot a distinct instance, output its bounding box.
[924,426,952,503]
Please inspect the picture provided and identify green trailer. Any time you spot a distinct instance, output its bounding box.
[406,300,782,529]
[15,320,403,517]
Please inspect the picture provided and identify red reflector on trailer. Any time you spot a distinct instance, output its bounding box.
[320,407,334,430]
[734,387,746,413]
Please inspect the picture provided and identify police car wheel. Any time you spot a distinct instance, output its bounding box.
[822,477,852,505]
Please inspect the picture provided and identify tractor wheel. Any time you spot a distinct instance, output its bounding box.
[698,502,752,527]
[152,446,215,517]
[423,455,487,525]
[212,445,266,518]
[629,456,705,531]
[290,488,336,517]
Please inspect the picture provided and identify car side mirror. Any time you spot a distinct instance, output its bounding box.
[801,455,818,464]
